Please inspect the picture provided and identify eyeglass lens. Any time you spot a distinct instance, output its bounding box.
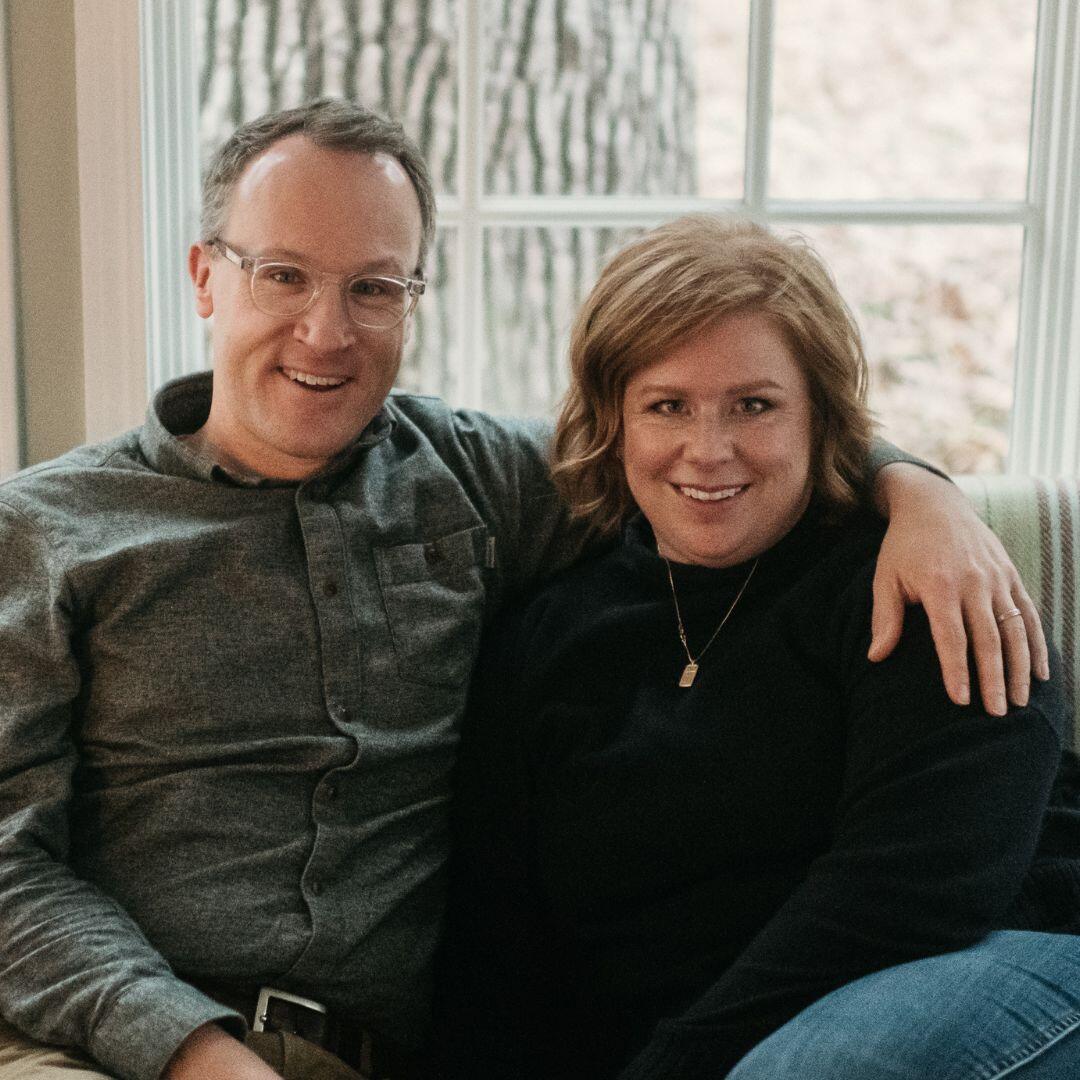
[251,264,412,327]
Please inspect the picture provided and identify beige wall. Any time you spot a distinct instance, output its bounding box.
[6,0,85,465]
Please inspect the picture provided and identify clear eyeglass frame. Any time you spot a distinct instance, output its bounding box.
[210,238,426,330]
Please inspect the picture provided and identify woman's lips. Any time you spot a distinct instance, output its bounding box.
[674,483,749,502]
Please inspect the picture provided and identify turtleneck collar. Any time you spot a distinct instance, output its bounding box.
[620,498,837,593]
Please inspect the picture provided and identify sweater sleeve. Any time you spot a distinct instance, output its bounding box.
[867,436,950,482]
[618,571,1065,1080]
[0,500,240,1080]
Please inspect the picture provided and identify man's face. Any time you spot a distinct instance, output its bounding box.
[188,134,424,480]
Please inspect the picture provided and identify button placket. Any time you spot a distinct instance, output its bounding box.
[295,489,361,736]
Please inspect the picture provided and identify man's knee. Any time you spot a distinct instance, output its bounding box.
[0,1018,113,1080]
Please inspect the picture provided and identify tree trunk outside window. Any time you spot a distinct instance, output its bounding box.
[198,0,698,414]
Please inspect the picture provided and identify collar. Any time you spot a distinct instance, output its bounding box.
[620,499,833,592]
[139,371,396,487]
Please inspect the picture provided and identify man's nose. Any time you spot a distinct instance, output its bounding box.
[294,284,357,352]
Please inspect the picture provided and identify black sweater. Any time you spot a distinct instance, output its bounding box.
[436,508,1067,1080]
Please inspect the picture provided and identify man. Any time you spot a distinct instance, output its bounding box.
[0,100,1046,1080]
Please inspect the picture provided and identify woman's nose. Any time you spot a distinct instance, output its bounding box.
[682,416,735,465]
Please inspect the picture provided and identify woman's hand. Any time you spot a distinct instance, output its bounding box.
[868,463,1050,716]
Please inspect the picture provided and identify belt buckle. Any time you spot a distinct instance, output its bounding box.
[252,985,329,1034]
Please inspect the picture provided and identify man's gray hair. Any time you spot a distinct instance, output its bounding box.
[200,98,437,274]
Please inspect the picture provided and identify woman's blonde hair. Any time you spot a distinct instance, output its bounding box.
[552,215,874,536]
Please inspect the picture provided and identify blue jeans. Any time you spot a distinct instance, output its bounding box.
[727,932,1080,1079]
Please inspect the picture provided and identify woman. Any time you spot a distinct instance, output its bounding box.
[435,217,1080,1079]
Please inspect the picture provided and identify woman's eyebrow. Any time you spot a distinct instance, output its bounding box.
[631,378,785,396]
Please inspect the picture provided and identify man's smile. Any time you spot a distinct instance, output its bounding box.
[281,365,349,389]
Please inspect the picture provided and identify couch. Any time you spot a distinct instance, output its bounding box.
[957,475,1079,749]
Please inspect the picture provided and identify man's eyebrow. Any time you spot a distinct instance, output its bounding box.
[255,247,410,275]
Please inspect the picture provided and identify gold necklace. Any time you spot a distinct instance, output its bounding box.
[663,556,759,688]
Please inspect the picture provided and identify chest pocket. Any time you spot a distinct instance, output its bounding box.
[374,524,488,688]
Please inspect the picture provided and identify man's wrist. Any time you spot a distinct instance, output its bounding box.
[163,1023,280,1080]
[872,460,956,518]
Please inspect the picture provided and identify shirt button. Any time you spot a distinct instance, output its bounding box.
[329,704,349,724]
[323,580,339,598]
[309,878,323,896]
[423,542,442,564]
[324,782,339,802]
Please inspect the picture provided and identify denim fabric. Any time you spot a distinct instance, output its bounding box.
[0,373,582,1080]
[726,931,1080,1079]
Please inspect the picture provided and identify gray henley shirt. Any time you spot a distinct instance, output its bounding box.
[0,372,585,1080]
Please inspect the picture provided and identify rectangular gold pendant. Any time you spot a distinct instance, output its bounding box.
[679,662,699,688]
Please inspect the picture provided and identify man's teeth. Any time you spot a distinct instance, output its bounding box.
[283,367,346,387]
[678,485,745,502]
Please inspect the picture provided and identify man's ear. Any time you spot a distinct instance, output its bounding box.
[188,243,214,319]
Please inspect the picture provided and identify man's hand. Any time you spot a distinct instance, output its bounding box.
[163,1023,282,1080]
[869,463,1050,716]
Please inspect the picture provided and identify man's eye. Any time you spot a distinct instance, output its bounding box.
[651,400,685,416]
[350,278,388,298]
[264,266,307,287]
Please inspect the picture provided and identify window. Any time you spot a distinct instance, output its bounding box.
[134,0,1080,473]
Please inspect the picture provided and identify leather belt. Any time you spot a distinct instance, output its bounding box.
[193,980,412,1078]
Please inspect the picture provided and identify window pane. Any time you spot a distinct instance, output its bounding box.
[692,0,749,198]
[796,224,1023,472]
[198,0,458,194]
[481,226,640,414]
[483,1,745,198]
[771,0,1037,200]
[396,229,458,400]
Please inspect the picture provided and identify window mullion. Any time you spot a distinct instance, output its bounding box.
[744,0,775,212]
[141,0,204,397]
[454,0,485,411]
[1010,0,1080,475]
[462,195,1033,229]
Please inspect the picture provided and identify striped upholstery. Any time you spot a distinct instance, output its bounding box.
[957,475,1080,749]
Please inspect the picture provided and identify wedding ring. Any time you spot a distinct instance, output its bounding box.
[995,606,1022,624]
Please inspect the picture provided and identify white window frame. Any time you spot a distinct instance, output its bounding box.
[78,0,1080,473]
[0,0,22,478]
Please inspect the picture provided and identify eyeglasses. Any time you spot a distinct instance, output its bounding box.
[210,239,426,330]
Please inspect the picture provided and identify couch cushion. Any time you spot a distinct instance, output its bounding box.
[957,475,1079,748]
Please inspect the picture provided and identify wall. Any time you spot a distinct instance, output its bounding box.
[6,0,85,465]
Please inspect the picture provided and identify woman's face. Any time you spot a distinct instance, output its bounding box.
[620,310,815,568]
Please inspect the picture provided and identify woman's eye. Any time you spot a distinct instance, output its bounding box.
[739,397,771,415]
